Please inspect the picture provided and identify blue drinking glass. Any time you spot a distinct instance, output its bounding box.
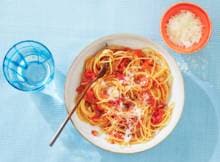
[3,40,55,92]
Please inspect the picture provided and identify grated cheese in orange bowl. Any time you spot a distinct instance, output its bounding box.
[166,10,202,48]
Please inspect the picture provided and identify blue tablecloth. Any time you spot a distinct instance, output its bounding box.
[0,0,220,161]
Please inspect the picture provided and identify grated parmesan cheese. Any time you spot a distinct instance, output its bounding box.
[166,10,202,48]
[132,106,143,120]
[107,86,120,99]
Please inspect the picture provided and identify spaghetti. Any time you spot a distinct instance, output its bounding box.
[76,45,173,145]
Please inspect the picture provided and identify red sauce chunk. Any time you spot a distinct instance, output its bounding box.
[118,58,130,71]
[151,108,165,124]
[133,49,144,57]
[82,70,96,83]
[85,89,97,104]
[91,130,99,136]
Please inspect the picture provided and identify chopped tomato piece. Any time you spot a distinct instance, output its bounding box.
[91,105,104,119]
[91,130,99,136]
[91,109,102,120]
[141,59,154,70]
[124,47,131,51]
[114,132,123,139]
[118,58,130,71]
[76,84,85,93]
[84,70,96,78]
[142,61,149,69]
[115,72,124,80]
[136,122,141,128]
[82,70,96,82]
[109,98,121,106]
[151,108,164,124]
[133,49,144,57]
[152,80,159,88]
[85,89,97,104]
[123,101,134,111]
[94,105,102,111]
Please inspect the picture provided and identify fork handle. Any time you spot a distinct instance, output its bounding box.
[49,115,70,146]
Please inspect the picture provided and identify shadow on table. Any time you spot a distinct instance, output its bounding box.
[31,70,66,130]
[30,70,77,142]
[31,70,102,161]
[31,71,219,162]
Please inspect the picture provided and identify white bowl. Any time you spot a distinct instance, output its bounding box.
[64,34,184,153]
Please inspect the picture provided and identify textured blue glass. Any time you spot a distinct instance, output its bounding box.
[3,40,55,92]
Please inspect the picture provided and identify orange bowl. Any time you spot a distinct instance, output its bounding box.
[160,2,212,54]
